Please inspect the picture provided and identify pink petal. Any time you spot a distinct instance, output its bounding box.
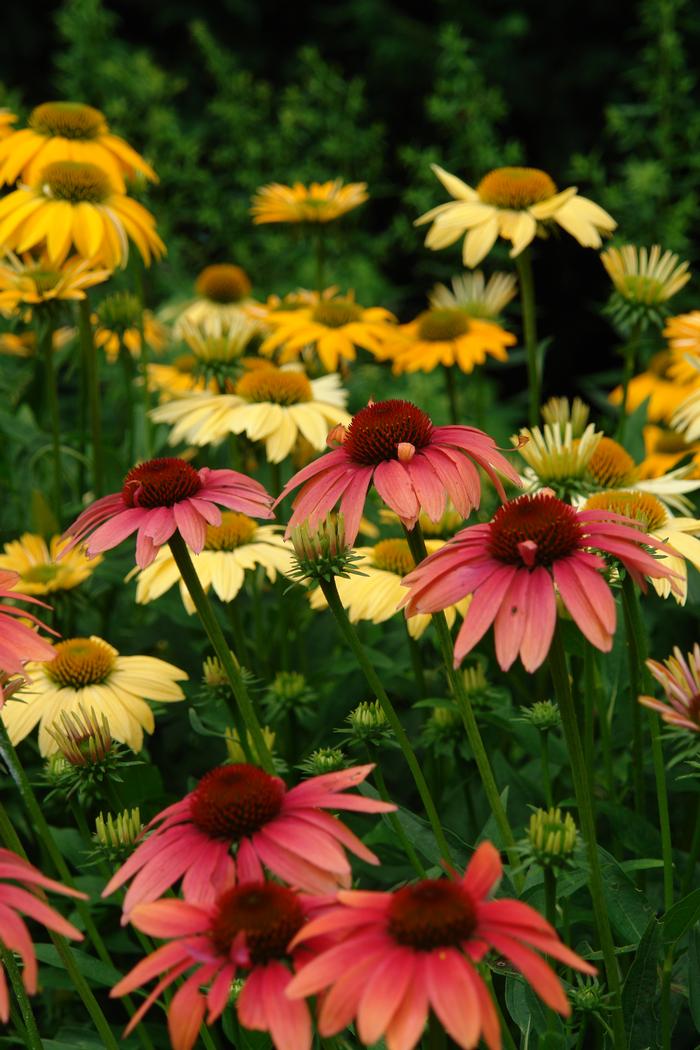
[260,961,313,1050]
[492,569,531,672]
[384,957,430,1050]
[462,842,502,900]
[128,900,211,938]
[174,500,208,553]
[519,566,556,672]
[316,949,388,1037]
[425,949,481,1049]
[453,565,517,665]
[167,969,208,1050]
[338,467,374,546]
[553,558,615,651]
[405,455,446,521]
[373,460,420,523]
[356,947,416,1045]
[482,931,569,1014]
[85,508,146,555]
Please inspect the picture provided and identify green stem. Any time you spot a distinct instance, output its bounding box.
[620,578,646,820]
[318,575,453,863]
[168,532,274,773]
[367,748,426,877]
[405,624,427,697]
[39,318,63,523]
[403,525,521,880]
[1,945,45,1049]
[443,366,459,425]
[79,298,103,496]
[543,866,557,926]
[515,248,540,428]
[548,627,626,1048]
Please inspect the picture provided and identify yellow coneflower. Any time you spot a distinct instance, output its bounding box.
[601,245,690,305]
[0,110,17,140]
[129,513,293,613]
[586,436,700,514]
[0,327,73,357]
[428,270,518,318]
[664,311,700,383]
[260,291,396,372]
[250,179,367,224]
[0,101,156,191]
[309,537,469,638]
[151,365,350,463]
[638,425,700,479]
[93,292,167,363]
[146,355,213,402]
[609,350,700,425]
[0,161,165,268]
[172,264,254,338]
[374,307,515,375]
[0,252,110,312]
[416,164,616,266]
[0,534,101,595]
[3,636,187,754]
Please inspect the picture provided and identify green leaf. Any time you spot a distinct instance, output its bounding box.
[688,927,700,1031]
[33,944,123,987]
[622,915,662,1050]
[662,887,700,945]
[505,975,564,1037]
[599,848,655,943]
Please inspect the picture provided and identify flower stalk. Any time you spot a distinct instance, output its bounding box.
[515,247,540,427]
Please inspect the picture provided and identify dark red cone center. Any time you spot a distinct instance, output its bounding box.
[488,493,582,568]
[209,882,305,964]
[387,879,477,951]
[343,400,433,466]
[189,764,286,841]
[122,457,202,508]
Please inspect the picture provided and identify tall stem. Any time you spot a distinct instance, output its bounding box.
[168,532,274,773]
[39,318,63,523]
[515,248,540,428]
[443,366,459,425]
[79,298,103,496]
[543,866,557,926]
[318,575,453,863]
[539,732,553,808]
[1,945,45,1049]
[402,525,521,880]
[548,627,626,1048]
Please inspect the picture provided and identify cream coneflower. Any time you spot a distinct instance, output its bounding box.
[309,537,469,638]
[152,366,350,463]
[586,436,700,515]
[93,292,167,363]
[428,270,518,318]
[0,534,102,595]
[0,101,156,192]
[129,512,293,613]
[584,490,700,604]
[2,636,187,754]
[179,314,261,367]
[664,311,700,383]
[374,307,515,375]
[250,179,368,224]
[172,264,253,338]
[0,251,110,312]
[260,291,396,372]
[416,164,616,267]
[0,161,165,268]
[516,419,603,502]
[602,245,690,305]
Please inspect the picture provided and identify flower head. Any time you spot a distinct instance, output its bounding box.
[609,350,700,425]
[0,160,164,268]
[251,179,368,224]
[640,644,700,732]
[515,418,603,502]
[429,270,517,318]
[287,841,595,1050]
[112,877,324,1050]
[0,848,87,1022]
[0,570,57,675]
[0,111,16,140]
[402,492,680,672]
[93,292,167,363]
[525,807,578,871]
[0,251,110,313]
[416,164,616,267]
[664,310,700,383]
[0,533,101,595]
[374,307,515,375]
[2,635,187,754]
[130,513,293,613]
[601,244,690,334]
[102,763,394,914]
[62,457,274,569]
[277,399,522,547]
[173,265,254,338]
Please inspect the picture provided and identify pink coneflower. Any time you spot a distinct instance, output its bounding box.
[112,879,324,1050]
[103,763,394,916]
[286,841,595,1050]
[640,644,700,732]
[401,492,681,672]
[0,570,57,676]
[276,400,522,545]
[62,457,274,569]
[0,847,86,1022]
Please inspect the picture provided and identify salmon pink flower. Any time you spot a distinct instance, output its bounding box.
[401,492,681,672]
[639,643,700,732]
[276,399,522,545]
[62,457,273,569]
[112,879,324,1050]
[0,570,57,676]
[286,842,596,1050]
[103,763,394,916]
[0,848,86,1023]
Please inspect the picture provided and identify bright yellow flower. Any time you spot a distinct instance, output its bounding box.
[0,327,73,357]
[416,165,616,267]
[601,245,690,305]
[172,264,253,338]
[309,538,470,638]
[147,355,213,402]
[251,179,368,224]
[609,350,700,425]
[0,101,156,192]
[0,161,165,268]
[374,307,515,375]
[586,436,700,515]
[638,425,700,479]
[0,252,110,312]
[0,111,17,140]
[3,636,187,754]
[260,291,396,372]
[92,292,167,363]
[152,365,350,463]
[0,534,102,595]
[428,270,517,317]
[664,311,700,383]
[129,513,293,613]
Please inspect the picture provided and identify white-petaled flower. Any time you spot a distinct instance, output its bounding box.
[516,421,603,501]
[428,270,518,318]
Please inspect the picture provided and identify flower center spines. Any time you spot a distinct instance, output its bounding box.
[343,400,434,466]
[209,882,305,964]
[189,764,286,841]
[477,167,557,209]
[30,101,106,140]
[46,637,116,688]
[387,880,477,951]
[487,493,582,567]
[41,160,112,203]
[121,457,202,508]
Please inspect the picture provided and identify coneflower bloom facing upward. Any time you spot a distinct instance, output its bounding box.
[103,763,394,916]
[251,179,368,225]
[0,848,86,1023]
[112,878,324,1050]
[277,399,522,546]
[639,644,700,732]
[286,841,595,1050]
[402,492,680,672]
[61,457,273,569]
[0,570,56,675]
